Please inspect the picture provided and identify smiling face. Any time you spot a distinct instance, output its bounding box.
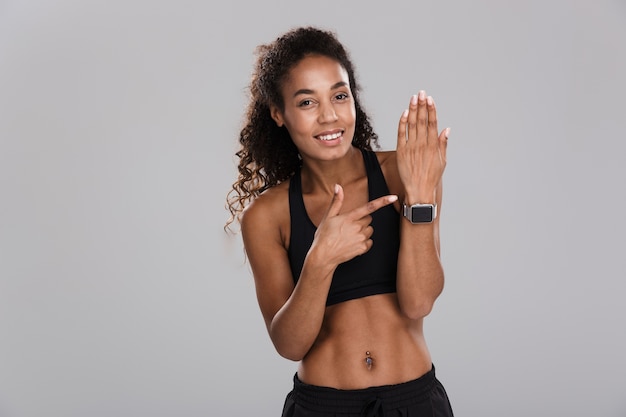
[270,54,356,162]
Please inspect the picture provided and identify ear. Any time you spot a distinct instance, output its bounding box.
[270,105,285,127]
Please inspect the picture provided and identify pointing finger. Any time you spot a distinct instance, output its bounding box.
[350,194,398,220]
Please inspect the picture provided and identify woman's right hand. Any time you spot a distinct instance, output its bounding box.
[310,184,397,266]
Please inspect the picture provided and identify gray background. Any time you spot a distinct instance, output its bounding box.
[1,0,625,416]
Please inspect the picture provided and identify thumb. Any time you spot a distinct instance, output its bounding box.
[323,184,344,219]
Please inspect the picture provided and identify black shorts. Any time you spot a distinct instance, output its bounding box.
[281,364,454,416]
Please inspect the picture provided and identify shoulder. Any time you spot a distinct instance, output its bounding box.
[241,180,291,248]
[374,150,404,199]
[374,149,397,169]
[373,150,399,182]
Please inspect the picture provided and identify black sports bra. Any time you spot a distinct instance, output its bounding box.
[287,149,400,306]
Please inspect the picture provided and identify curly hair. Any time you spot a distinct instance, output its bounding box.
[225,27,379,230]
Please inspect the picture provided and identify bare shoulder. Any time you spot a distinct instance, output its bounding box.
[375,150,397,170]
[241,181,291,249]
[374,150,403,198]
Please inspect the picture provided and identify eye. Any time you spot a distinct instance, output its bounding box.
[334,93,350,101]
[298,99,313,107]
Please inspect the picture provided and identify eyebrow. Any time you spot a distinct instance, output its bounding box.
[293,81,349,97]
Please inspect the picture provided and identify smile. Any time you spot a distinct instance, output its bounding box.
[317,131,343,141]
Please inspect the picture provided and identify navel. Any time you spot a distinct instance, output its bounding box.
[365,351,373,370]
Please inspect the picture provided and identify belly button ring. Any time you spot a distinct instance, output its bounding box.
[365,351,373,370]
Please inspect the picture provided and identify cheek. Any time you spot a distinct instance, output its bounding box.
[344,102,356,119]
[345,106,357,127]
[284,112,313,135]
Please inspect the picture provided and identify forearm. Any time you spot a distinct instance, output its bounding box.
[396,219,444,319]
[269,252,335,361]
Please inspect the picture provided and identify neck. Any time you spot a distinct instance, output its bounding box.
[300,146,364,195]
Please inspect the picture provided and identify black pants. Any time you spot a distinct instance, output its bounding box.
[281,365,454,417]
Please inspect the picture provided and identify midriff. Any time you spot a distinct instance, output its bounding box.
[297,293,433,389]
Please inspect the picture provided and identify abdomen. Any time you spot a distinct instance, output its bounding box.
[297,293,432,389]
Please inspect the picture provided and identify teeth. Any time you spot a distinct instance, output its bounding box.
[318,132,342,141]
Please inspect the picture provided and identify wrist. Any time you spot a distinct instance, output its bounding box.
[402,202,437,223]
[304,245,339,278]
[403,189,436,206]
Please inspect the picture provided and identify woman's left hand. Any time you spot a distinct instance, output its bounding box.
[396,90,449,204]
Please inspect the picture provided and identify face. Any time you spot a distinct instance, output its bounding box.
[270,54,356,162]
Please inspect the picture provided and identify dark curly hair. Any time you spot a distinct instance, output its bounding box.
[225,26,379,229]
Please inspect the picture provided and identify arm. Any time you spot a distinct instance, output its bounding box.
[241,191,328,361]
[241,185,397,360]
[395,91,450,319]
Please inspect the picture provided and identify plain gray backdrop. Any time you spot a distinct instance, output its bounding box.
[1,1,625,416]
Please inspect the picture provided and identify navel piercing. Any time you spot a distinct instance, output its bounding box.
[365,351,373,370]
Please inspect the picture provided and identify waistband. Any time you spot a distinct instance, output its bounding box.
[292,365,437,414]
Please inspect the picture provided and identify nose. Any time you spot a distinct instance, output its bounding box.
[318,102,338,124]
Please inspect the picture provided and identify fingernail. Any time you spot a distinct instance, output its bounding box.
[410,95,417,105]
[445,127,451,138]
[402,109,409,118]
[418,90,426,100]
[427,96,433,106]
[389,195,398,202]
[334,184,339,194]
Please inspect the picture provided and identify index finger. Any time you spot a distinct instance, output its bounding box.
[349,194,398,219]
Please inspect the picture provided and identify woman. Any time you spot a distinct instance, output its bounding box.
[226,26,454,416]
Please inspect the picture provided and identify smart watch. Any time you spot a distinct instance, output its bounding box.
[402,203,437,224]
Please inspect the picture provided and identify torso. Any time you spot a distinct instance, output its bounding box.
[288,149,399,306]
[297,293,433,389]
[284,149,433,389]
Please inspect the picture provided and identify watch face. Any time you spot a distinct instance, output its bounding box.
[411,205,433,223]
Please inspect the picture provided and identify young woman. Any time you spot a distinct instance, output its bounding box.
[226,26,454,417]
